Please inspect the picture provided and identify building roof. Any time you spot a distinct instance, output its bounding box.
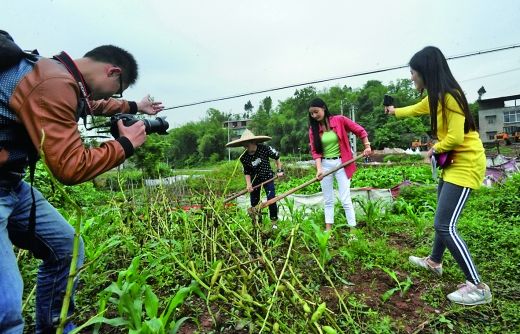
[478,93,520,109]
[479,93,520,103]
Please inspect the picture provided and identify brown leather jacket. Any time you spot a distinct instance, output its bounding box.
[10,57,134,185]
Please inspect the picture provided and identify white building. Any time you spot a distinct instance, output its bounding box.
[478,94,520,143]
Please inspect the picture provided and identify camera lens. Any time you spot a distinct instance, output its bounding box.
[109,114,169,138]
[143,117,169,135]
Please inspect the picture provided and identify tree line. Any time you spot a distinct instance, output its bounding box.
[113,79,479,177]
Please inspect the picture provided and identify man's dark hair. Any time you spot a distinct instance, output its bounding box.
[84,45,138,87]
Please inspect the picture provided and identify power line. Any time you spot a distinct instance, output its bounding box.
[484,82,520,97]
[163,44,520,110]
[460,67,520,83]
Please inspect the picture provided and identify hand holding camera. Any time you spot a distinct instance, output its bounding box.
[109,113,170,148]
[117,119,146,148]
[383,94,395,115]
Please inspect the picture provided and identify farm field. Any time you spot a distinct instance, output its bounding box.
[19,162,520,333]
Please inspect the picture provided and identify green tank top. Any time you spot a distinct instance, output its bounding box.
[321,131,340,158]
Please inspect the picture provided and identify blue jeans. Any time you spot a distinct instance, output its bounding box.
[0,180,84,334]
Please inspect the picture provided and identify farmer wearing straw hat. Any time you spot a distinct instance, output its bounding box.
[226,129,284,226]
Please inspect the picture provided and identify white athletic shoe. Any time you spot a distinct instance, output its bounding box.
[447,281,492,306]
[409,256,443,276]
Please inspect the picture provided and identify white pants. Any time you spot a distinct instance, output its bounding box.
[320,158,356,227]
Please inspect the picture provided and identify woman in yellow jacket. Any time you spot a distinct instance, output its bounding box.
[385,46,491,306]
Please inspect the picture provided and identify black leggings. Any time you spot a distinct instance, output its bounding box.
[430,180,481,285]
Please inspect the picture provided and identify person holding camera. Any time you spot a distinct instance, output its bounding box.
[307,97,372,233]
[226,130,284,227]
[0,35,163,333]
[384,46,491,306]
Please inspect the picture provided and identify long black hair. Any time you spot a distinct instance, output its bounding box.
[308,97,332,154]
[409,46,476,136]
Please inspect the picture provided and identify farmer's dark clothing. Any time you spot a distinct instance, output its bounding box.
[240,144,280,220]
[250,180,277,220]
[240,144,279,183]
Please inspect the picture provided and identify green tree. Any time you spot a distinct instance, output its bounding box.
[155,78,439,167]
[271,87,317,157]
[354,80,388,147]
[375,117,428,148]
[198,129,227,160]
[260,96,272,115]
[197,109,228,160]
[250,108,270,137]
[206,108,228,124]
[244,100,254,114]
[167,123,200,167]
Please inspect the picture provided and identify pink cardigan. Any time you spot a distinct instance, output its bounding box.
[308,115,368,178]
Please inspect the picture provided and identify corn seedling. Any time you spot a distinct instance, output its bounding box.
[310,222,332,268]
[70,257,201,334]
[353,197,388,228]
[373,264,413,302]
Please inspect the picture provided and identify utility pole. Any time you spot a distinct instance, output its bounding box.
[223,120,231,161]
[227,123,231,161]
[349,104,357,154]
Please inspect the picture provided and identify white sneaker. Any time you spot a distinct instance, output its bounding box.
[409,256,443,276]
[447,281,492,306]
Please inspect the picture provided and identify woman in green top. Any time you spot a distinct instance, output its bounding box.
[308,98,371,233]
[385,46,491,306]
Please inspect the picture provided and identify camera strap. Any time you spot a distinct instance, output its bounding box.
[53,51,92,124]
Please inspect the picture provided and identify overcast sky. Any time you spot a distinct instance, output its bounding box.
[4,0,520,127]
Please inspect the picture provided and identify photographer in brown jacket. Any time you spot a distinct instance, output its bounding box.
[0,37,163,333]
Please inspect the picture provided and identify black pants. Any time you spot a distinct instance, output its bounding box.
[250,180,278,220]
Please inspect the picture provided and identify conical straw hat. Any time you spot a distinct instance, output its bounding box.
[225,129,271,147]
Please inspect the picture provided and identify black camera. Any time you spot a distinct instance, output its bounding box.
[109,114,169,138]
[383,94,394,107]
